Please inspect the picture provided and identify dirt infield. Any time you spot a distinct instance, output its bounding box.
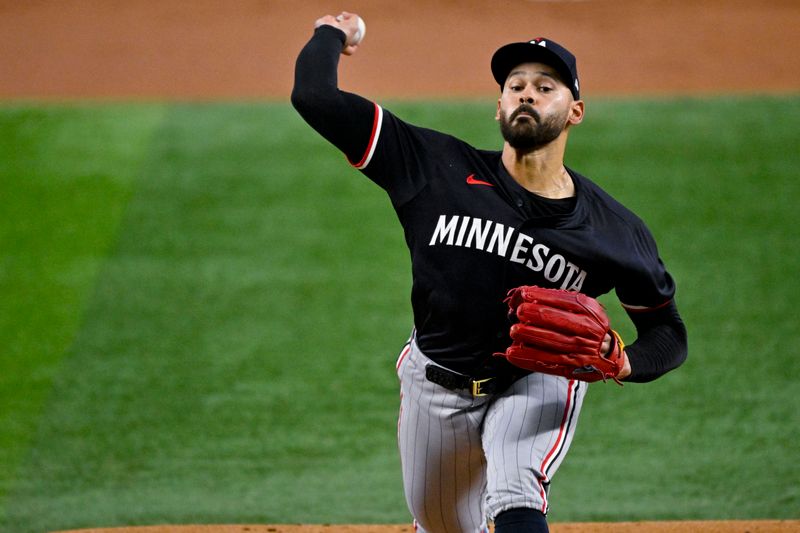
[1,0,799,99]
[51,520,800,533]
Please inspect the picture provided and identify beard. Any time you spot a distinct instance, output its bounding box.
[498,104,568,151]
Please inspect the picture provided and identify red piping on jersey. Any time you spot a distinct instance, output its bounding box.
[350,102,383,170]
[621,298,673,313]
[538,379,578,513]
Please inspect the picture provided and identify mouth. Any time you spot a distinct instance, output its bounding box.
[512,106,539,122]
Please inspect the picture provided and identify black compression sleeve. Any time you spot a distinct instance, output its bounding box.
[291,25,376,164]
[623,300,688,383]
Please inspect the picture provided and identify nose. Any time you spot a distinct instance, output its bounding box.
[518,92,534,105]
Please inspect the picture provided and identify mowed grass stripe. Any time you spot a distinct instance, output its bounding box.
[1,97,799,532]
[0,104,166,525]
[3,103,411,532]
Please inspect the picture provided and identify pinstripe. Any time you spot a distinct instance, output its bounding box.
[538,379,582,513]
[397,338,586,530]
[435,390,446,531]
[530,373,548,510]
[451,409,463,533]
[423,363,436,528]
[511,374,532,509]
[398,339,490,533]
[542,380,580,478]
[483,372,586,520]
[467,405,487,529]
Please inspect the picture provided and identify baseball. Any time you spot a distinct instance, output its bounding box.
[353,16,366,45]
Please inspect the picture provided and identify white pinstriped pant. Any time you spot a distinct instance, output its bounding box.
[396,336,586,533]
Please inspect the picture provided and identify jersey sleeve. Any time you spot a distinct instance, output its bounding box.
[292,25,434,207]
[351,107,437,206]
[623,299,688,382]
[602,205,687,381]
[291,25,381,167]
[615,221,676,311]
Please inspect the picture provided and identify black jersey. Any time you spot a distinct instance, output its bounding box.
[292,25,687,381]
[352,106,674,373]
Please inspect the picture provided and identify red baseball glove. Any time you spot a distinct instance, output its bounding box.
[495,286,626,383]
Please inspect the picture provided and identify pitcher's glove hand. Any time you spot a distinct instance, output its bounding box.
[495,286,626,384]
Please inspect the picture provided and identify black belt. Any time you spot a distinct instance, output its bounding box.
[425,363,515,397]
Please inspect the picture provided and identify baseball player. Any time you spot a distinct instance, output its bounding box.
[292,12,688,533]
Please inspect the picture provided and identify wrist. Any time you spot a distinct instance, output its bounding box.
[608,329,631,381]
[617,350,632,380]
[315,23,347,45]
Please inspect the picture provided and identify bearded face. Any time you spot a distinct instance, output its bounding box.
[498,103,569,151]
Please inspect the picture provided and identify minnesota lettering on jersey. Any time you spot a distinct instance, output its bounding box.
[428,214,587,291]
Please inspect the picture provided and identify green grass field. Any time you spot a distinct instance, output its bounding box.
[1,96,799,532]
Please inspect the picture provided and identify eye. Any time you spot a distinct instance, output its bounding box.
[538,85,554,93]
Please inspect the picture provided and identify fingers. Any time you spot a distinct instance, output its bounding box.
[600,332,612,354]
[313,12,362,55]
[314,11,356,32]
[336,11,354,22]
[314,14,339,30]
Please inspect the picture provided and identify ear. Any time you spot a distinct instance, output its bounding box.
[567,99,585,125]
[495,98,502,121]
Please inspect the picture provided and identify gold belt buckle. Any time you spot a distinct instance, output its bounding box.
[471,378,492,397]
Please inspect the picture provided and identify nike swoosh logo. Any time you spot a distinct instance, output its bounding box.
[466,174,494,187]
